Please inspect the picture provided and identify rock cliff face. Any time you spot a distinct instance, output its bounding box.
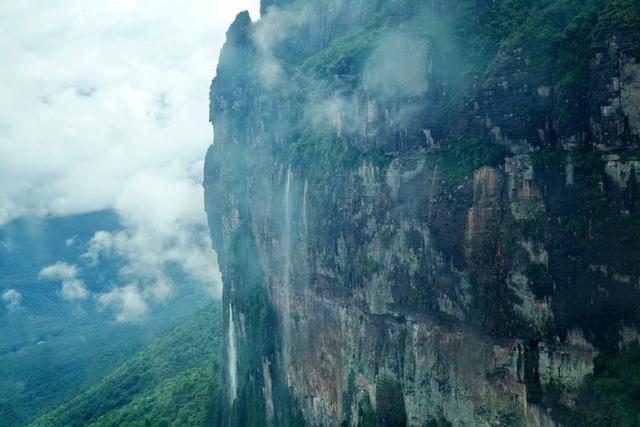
[204,1,640,425]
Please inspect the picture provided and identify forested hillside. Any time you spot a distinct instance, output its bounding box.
[31,304,223,427]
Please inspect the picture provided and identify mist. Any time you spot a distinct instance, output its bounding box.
[0,0,260,322]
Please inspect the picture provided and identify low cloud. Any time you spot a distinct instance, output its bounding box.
[39,262,78,281]
[62,279,90,301]
[97,285,148,323]
[82,231,114,266]
[363,31,431,99]
[37,169,221,321]
[0,238,14,253]
[145,279,172,303]
[1,1,260,319]
[252,4,312,89]
[85,168,221,322]
[2,289,23,313]
[39,262,89,301]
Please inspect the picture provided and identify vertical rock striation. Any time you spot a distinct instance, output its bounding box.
[205,1,640,425]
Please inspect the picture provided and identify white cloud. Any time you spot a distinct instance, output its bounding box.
[0,1,260,315]
[2,289,23,313]
[62,278,90,301]
[39,262,90,301]
[0,238,14,253]
[85,168,223,312]
[145,279,172,302]
[82,230,115,265]
[0,0,260,223]
[39,262,78,281]
[98,285,148,323]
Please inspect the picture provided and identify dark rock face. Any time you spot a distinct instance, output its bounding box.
[477,49,553,149]
[590,33,640,150]
[205,1,640,425]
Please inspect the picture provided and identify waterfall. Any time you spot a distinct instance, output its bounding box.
[427,163,438,223]
[302,179,309,236]
[228,303,238,402]
[282,168,293,383]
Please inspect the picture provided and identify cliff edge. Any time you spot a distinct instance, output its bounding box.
[205,1,640,425]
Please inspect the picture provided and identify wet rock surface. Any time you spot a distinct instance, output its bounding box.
[205,1,640,425]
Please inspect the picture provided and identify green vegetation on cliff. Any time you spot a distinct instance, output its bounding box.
[477,0,640,126]
[302,16,390,79]
[426,137,507,186]
[552,344,640,426]
[208,0,640,425]
[375,376,407,427]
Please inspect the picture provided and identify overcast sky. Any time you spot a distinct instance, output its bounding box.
[0,0,259,223]
[0,0,260,319]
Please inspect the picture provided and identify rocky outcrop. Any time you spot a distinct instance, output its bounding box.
[591,33,640,150]
[205,1,640,425]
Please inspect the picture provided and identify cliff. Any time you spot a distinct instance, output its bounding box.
[204,1,640,425]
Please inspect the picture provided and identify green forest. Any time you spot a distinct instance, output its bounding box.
[30,305,223,427]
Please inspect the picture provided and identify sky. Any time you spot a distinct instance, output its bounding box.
[0,0,260,320]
